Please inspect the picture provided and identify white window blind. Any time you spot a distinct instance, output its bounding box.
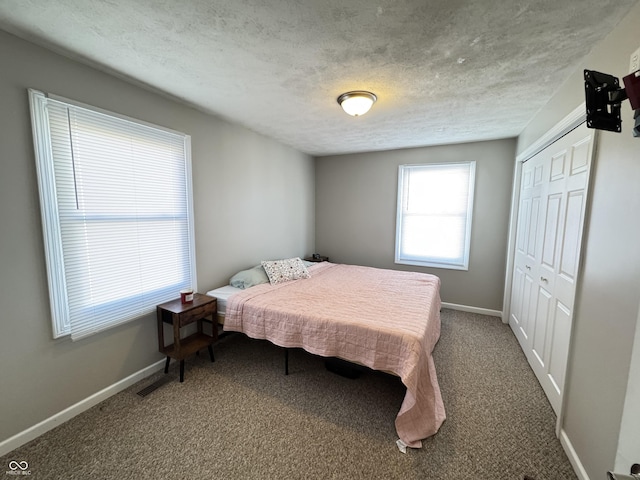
[395,162,476,270]
[29,89,196,340]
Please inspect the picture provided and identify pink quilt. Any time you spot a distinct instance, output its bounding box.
[223,262,446,448]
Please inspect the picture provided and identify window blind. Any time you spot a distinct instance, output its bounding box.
[29,90,196,340]
[395,162,476,270]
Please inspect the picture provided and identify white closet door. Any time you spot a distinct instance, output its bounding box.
[509,122,595,414]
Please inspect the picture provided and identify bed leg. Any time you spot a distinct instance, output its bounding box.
[284,348,289,375]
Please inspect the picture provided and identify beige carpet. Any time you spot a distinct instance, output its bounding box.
[1,309,577,479]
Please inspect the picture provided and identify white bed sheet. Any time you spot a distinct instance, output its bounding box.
[206,285,243,315]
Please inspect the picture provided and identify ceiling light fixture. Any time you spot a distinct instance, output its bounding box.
[337,91,377,116]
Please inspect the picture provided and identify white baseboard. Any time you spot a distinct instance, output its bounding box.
[560,428,591,480]
[441,302,502,318]
[0,359,165,457]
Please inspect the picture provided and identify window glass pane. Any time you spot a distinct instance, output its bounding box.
[405,165,470,215]
[401,215,466,262]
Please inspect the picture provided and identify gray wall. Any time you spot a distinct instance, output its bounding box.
[516,3,640,478]
[315,139,516,312]
[0,30,314,443]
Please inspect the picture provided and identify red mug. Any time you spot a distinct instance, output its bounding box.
[180,289,194,304]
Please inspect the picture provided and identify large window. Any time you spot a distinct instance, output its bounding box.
[29,90,196,340]
[395,162,476,270]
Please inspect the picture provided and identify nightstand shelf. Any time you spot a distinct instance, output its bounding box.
[157,293,218,382]
[159,332,214,360]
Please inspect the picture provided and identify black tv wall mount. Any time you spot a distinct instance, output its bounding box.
[584,69,640,136]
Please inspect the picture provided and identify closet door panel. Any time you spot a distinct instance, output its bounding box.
[508,122,595,415]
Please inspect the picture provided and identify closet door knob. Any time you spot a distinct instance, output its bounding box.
[540,277,548,283]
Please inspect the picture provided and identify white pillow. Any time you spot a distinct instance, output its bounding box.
[261,257,310,285]
[229,265,269,289]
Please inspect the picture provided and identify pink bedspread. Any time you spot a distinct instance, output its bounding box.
[223,262,446,448]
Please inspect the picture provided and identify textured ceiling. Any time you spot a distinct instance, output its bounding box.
[0,0,637,156]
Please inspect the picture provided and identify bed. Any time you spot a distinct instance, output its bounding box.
[219,261,445,450]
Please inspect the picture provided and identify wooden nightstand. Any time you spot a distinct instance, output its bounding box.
[157,293,218,382]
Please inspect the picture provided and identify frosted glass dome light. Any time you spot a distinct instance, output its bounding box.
[337,91,377,116]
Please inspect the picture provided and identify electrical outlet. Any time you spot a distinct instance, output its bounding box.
[631,46,640,73]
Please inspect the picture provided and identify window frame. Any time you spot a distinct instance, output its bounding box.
[394,161,476,271]
[29,89,197,339]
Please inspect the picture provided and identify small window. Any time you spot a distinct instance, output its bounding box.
[29,89,196,340]
[395,162,476,270]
